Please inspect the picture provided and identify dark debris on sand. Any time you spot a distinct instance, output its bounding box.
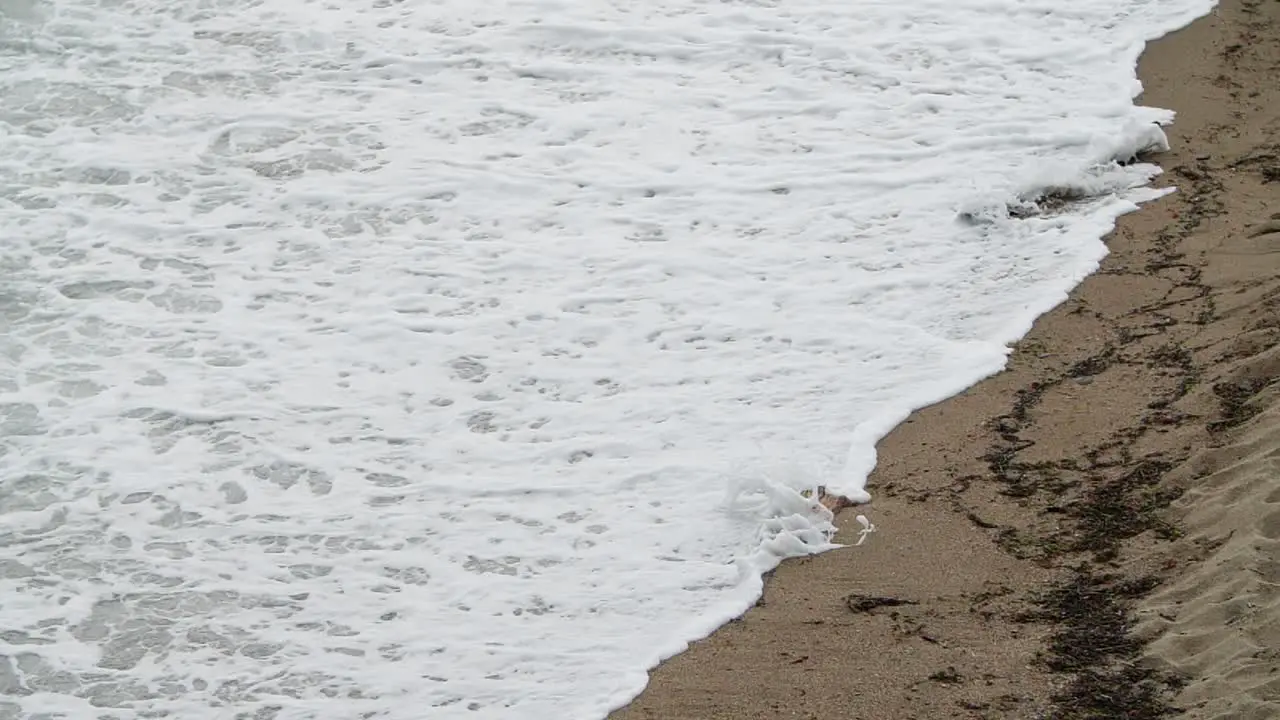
[1029,572,1185,720]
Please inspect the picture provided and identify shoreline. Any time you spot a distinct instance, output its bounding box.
[612,0,1280,717]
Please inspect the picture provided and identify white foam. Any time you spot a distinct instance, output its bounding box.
[0,0,1213,717]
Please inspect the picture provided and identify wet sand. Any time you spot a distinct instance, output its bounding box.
[612,0,1280,717]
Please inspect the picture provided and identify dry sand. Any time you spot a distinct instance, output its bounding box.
[611,0,1280,717]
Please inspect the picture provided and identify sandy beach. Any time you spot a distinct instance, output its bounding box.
[612,0,1280,717]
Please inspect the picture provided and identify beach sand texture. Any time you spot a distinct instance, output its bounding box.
[1129,4,1280,720]
[613,0,1279,717]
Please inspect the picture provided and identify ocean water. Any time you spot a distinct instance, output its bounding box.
[0,0,1213,717]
